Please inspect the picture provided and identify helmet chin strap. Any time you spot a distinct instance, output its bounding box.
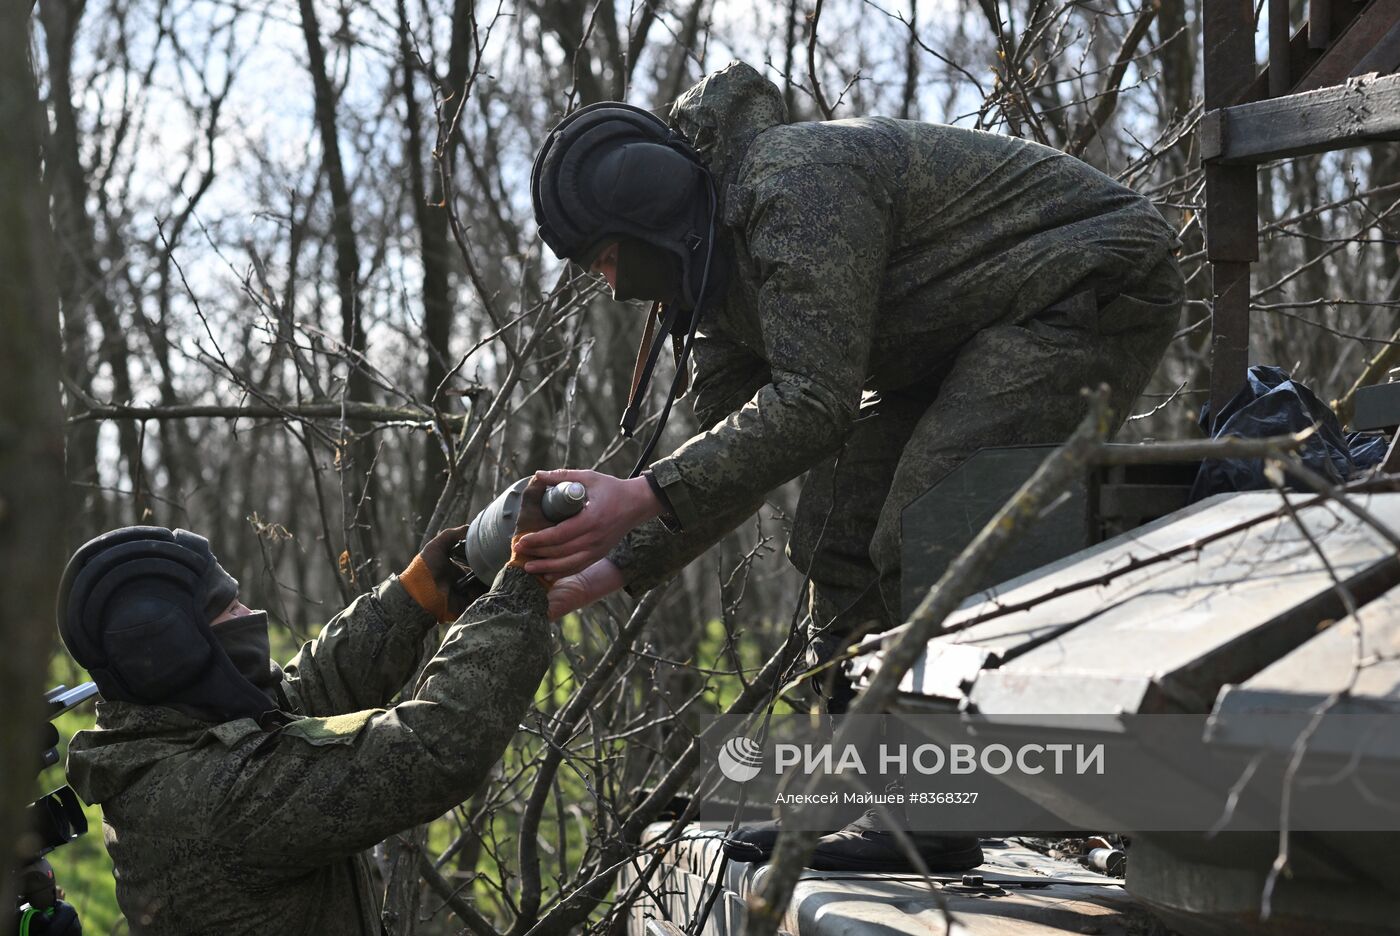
[621,173,719,479]
[619,302,682,438]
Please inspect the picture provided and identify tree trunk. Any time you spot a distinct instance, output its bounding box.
[0,1,68,908]
[297,0,380,574]
[401,0,457,530]
[1370,143,1400,287]
[782,0,800,116]
[40,0,146,528]
[1158,0,1196,124]
[899,0,920,119]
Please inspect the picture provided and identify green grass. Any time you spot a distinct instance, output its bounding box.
[39,656,123,936]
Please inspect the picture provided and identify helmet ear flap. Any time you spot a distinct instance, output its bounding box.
[78,551,211,697]
[102,595,213,700]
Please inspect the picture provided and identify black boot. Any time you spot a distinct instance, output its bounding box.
[720,611,876,865]
[811,720,983,875]
[808,807,983,872]
[721,818,784,863]
[720,786,862,863]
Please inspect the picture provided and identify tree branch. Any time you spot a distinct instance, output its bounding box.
[69,402,473,427]
[415,848,500,936]
[1066,1,1159,157]
[806,0,835,120]
[1095,430,1312,464]
[1333,321,1400,427]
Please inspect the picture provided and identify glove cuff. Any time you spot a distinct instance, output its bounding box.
[507,534,551,590]
[400,554,453,623]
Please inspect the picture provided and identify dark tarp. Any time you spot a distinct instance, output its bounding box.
[1191,365,1387,501]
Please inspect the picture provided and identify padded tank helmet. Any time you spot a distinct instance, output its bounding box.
[56,526,277,723]
[531,102,717,309]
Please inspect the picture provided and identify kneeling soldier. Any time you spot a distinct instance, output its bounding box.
[59,481,556,935]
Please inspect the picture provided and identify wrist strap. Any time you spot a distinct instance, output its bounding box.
[642,469,682,533]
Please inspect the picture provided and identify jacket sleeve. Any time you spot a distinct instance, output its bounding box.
[608,331,771,594]
[688,330,772,433]
[278,575,439,717]
[209,567,551,867]
[644,163,891,532]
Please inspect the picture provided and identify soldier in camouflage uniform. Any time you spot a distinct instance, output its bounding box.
[525,61,1183,669]
[60,482,556,935]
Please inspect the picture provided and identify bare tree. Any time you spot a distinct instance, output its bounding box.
[24,0,1400,932]
[0,1,68,910]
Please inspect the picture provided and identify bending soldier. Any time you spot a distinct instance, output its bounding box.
[59,482,556,935]
[527,59,1182,677]
[523,61,1184,865]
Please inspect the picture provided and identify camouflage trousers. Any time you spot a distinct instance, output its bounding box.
[789,253,1185,709]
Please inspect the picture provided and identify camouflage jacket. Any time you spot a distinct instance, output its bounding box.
[608,61,1180,592]
[66,569,550,936]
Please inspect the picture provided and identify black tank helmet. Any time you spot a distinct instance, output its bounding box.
[533,102,726,475]
[530,102,719,310]
[56,526,278,723]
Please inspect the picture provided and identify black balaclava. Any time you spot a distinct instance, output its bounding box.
[613,237,684,304]
[208,612,283,698]
[57,527,281,724]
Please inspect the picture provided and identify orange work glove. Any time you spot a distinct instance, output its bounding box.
[508,477,552,584]
[400,522,470,623]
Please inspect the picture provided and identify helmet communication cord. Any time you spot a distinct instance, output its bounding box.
[621,172,718,478]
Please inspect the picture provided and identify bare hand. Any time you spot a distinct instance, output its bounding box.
[547,559,626,619]
[514,469,662,578]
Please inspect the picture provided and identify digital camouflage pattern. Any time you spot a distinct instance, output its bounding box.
[608,61,1184,632]
[66,568,550,935]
